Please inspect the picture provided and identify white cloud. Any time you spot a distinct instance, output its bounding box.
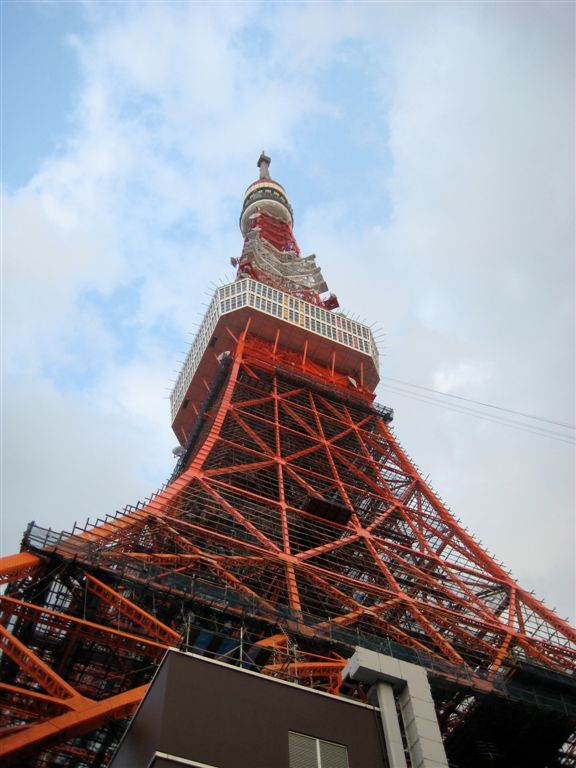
[0,372,175,556]
[433,361,494,394]
[2,190,123,373]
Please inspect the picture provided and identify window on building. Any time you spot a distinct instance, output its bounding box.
[288,731,349,768]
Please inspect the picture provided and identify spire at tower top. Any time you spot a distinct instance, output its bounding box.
[257,151,271,179]
[240,153,293,236]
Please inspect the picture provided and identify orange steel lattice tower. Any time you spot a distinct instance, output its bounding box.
[1,154,575,767]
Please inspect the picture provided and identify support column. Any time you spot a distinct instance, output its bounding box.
[396,665,447,768]
[342,647,449,768]
[373,681,407,768]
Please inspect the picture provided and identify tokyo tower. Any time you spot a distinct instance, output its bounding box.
[1,154,574,767]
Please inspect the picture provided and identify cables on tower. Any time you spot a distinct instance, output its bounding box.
[380,376,575,445]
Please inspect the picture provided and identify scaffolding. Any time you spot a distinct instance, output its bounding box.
[1,337,575,766]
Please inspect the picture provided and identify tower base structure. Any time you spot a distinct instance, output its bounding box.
[1,328,575,767]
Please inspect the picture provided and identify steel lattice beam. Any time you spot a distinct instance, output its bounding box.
[1,334,574,767]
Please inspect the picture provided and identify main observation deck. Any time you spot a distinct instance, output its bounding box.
[171,278,380,441]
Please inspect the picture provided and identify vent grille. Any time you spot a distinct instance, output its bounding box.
[289,732,317,768]
[288,732,349,768]
[319,740,349,768]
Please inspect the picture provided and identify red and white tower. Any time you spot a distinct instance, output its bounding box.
[0,156,574,768]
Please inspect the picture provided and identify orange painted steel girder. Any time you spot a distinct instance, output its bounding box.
[84,574,181,646]
[0,553,41,585]
[0,684,147,764]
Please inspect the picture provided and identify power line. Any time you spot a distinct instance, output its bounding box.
[381,376,575,431]
[381,384,574,444]
[380,383,575,445]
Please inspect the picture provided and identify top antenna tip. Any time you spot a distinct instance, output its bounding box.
[257,151,271,179]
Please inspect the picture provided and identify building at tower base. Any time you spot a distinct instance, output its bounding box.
[0,156,574,768]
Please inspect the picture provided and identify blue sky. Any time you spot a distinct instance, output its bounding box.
[1,1,574,621]
[2,2,86,188]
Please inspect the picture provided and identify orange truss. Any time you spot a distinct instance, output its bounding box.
[1,332,575,766]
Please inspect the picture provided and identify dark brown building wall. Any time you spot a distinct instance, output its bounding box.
[111,651,387,768]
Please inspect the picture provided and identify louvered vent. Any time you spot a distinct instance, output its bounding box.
[319,739,349,768]
[288,731,350,768]
[289,732,317,768]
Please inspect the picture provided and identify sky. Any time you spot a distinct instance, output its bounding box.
[1,1,574,624]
